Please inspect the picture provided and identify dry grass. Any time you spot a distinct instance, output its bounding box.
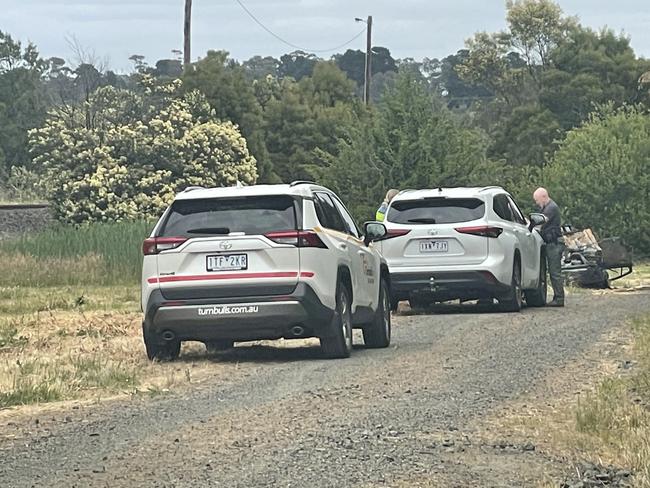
[483,315,650,487]
[0,286,233,410]
[615,262,650,289]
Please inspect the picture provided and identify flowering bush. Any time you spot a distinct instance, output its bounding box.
[29,78,257,223]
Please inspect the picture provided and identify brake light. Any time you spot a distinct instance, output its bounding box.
[265,230,328,249]
[378,229,411,241]
[455,226,503,238]
[142,237,188,255]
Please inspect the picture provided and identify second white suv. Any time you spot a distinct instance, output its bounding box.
[141,182,392,360]
[377,187,548,311]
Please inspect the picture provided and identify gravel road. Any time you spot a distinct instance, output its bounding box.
[2,291,649,488]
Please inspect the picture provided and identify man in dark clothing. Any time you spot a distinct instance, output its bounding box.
[534,187,565,307]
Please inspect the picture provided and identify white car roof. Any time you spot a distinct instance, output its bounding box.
[173,183,330,201]
[392,186,506,201]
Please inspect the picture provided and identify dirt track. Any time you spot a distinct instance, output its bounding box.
[1,291,649,487]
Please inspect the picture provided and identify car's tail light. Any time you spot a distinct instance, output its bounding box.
[377,229,411,241]
[455,226,503,238]
[142,237,188,255]
[265,230,328,249]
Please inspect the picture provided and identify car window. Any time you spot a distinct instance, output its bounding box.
[507,196,527,225]
[314,193,347,233]
[387,198,485,224]
[160,196,297,236]
[493,195,514,222]
[331,195,361,238]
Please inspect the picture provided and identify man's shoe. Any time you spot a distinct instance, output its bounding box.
[547,299,564,307]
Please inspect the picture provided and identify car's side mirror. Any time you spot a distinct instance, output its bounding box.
[528,212,547,231]
[363,221,387,246]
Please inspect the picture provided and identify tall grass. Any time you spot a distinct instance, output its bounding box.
[0,221,154,286]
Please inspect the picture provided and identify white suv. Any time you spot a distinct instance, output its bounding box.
[141,182,392,360]
[377,187,548,311]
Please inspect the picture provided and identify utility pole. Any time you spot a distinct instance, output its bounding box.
[184,0,192,68]
[364,15,373,105]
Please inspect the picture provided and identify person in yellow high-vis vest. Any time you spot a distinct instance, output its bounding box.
[376,189,399,222]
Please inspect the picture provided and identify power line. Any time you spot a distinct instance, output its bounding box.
[233,0,366,54]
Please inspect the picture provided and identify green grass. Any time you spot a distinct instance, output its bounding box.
[0,221,154,286]
[0,285,139,315]
[572,314,650,486]
[0,356,139,408]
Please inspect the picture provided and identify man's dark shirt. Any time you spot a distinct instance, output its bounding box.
[540,199,562,244]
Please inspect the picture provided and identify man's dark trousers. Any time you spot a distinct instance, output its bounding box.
[546,241,565,302]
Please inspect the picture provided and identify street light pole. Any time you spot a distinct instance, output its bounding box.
[364,15,372,105]
[184,0,192,68]
[355,16,373,105]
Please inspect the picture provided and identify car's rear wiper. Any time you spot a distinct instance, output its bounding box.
[186,227,231,235]
[407,218,437,224]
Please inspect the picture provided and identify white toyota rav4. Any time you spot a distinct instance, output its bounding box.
[141,182,392,361]
[377,187,548,311]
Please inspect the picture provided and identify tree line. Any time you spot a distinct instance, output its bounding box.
[1,0,649,253]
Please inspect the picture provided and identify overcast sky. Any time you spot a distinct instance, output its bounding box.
[2,0,649,72]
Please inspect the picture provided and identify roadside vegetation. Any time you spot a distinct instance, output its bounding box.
[569,314,650,486]
[0,221,152,286]
[0,284,230,409]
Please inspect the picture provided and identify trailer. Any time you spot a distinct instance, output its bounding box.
[561,226,633,289]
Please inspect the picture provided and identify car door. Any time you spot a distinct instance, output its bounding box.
[330,194,378,310]
[312,192,358,300]
[507,195,539,288]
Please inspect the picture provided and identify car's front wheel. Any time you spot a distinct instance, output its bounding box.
[320,282,353,359]
[204,340,235,354]
[363,278,391,348]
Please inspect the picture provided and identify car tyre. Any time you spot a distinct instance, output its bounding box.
[143,328,181,362]
[320,282,353,359]
[204,340,235,354]
[525,252,548,307]
[500,257,523,312]
[363,278,391,348]
[408,295,430,310]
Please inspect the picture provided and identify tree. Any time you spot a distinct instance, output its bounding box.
[278,51,319,80]
[29,78,257,223]
[0,31,48,174]
[545,105,650,254]
[506,0,573,77]
[318,71,502,220]
[262,62,358,182]
[182,50,273,181]
[242,56,279,80]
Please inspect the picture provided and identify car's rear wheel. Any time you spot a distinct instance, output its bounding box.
[408,294,431,310]
[204,340,234,354]
[320,282,353,359]
[143,328,181,362]
[525,252,548,307]
[363,278,391,348]
[500,257,523,312]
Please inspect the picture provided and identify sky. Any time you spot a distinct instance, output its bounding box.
[2,0,649,72]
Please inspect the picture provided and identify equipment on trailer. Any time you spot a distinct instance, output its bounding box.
[560,226,633,288]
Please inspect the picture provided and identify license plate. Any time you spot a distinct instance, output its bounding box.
[206,254,248,271]
[419,240,449,253]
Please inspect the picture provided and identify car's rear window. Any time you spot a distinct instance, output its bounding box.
[159,196,297,237]
[387,197,485,224]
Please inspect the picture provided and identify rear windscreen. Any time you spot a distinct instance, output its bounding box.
[387,198,485,224]
[159,196,297,237]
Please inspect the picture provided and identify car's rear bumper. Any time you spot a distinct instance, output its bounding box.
[143,282,334,343]
[390,270,511,301]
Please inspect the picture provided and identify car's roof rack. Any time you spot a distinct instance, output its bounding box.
[478,186,503,192]
[289,180,317,187]
[182,186,204,192]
